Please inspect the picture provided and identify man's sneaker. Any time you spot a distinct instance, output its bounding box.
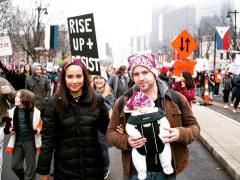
[104,170,110,179]
[224,105,229,108]
[233,109,237,113]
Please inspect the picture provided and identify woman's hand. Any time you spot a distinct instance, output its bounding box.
[9,127,15,134]
[181,81,185,88]
[39,175,50,180]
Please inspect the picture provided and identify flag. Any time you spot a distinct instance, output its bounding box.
[216,26,229,50]
[45,25,59,49]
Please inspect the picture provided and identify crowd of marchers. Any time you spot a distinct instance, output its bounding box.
[0,54,201,180]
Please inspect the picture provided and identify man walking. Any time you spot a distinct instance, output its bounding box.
[107,53,200,179]
[25,63,51,113]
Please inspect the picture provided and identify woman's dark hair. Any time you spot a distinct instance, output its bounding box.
[116,65,127,76]
[56,60,96,111]
[18,89,36,109]
[182,71,195,89]
[24,63,31,74]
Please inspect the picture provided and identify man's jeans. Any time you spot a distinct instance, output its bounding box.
[123,171,176,180]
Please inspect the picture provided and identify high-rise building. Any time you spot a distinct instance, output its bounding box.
[151,7,164,53]
[130,33,151,53]
[151,5,196,60]
[162,5,197,50]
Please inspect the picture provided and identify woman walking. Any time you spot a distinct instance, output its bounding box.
[36,59,109,180]
[93,71,115,179]
[172,71,196,107]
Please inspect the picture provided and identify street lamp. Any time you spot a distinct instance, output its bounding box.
[226,10,239,51]
[35,6,48,62]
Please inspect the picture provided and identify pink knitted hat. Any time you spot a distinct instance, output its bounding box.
[126,92,152,110]
[128,53,158,78]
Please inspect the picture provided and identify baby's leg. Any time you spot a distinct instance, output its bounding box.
[132,148,147,180]
[158,117,170,143]
[159,143,174,175]
[126,123,141,138]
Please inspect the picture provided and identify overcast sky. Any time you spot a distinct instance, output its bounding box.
[12,0,238,39]
[11,0,239,60]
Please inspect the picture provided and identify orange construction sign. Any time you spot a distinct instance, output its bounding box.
[172,30,197,59]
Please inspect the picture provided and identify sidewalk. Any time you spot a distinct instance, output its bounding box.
[192,104,240,180]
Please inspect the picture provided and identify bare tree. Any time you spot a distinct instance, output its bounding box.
[58,25,70,60]
[0,0,12,35]
[8,7,39,62]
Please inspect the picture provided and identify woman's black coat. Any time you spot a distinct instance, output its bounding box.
[37,91,109,180]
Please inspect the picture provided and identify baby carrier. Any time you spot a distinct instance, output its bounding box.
[127,108,166,156]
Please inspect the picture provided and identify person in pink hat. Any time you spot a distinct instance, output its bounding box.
[107,53,200,180]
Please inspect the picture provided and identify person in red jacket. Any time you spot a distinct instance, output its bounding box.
[172,71,196,107]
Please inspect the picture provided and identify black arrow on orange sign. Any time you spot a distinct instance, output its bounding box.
[185,38,190,52]
[180,37,184,51]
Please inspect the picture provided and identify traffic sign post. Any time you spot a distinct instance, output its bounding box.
[172,30,197,59]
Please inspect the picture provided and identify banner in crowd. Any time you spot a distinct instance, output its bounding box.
[0,36,12,56]
[228,64,240,74]
[216,26,229,50]
[172,59,196,76]
[67,13,100,75]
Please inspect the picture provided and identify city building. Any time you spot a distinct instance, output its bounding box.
[152,5,197,61]
[162,5,197,52]
[130,33,151,54]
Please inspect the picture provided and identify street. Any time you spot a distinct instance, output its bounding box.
[107,140,231,180]
[1,140,232,180]
[1,103,234,180]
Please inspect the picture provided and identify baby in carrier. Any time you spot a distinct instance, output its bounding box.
[125,91,174,180]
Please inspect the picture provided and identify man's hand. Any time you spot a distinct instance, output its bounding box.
[161,128,180,143]
[116,124,125,134]
[1,85,12,94]
[117,124,147,148]
[128,136,146,148]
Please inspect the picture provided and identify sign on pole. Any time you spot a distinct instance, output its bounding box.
[0,36,12,56]
[67,13,100,75]
[172,30,197,59]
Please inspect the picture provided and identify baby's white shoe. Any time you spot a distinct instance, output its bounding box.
[138,172,147,180]
[163,166,174,175]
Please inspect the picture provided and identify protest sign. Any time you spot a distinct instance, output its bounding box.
[173,60,196,76]
[68,13,100,75]
[0,36,12,56]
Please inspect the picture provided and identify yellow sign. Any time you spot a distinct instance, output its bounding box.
[172,30,197,59]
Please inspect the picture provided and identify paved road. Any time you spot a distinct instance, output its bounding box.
[1,101,234,180]
[2,137,232,180]
[108,140,232,180]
